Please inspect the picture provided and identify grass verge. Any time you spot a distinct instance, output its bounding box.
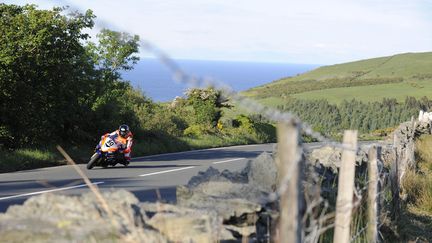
[395,135,432,242]
[0,149,60,173]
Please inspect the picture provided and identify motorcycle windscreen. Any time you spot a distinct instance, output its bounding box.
[100,137,119,152]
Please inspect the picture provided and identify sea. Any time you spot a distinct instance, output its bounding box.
[122,59,319,102]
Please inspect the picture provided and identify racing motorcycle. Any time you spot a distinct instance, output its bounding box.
[86,135,129,169]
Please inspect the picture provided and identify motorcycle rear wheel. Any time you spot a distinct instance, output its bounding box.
[86,153,100,170]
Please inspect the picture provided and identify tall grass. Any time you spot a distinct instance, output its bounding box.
[389,134,432,241]
[0,149,59,173]
[404,135,432,214]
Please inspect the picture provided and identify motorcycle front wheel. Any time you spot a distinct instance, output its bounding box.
[86,153,100,170]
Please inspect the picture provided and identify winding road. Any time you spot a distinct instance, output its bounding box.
[0,142,328,212]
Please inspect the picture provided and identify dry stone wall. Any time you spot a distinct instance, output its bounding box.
[1,111,431,242]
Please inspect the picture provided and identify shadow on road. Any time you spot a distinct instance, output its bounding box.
[137,149,265,162]
[97,164,196,170]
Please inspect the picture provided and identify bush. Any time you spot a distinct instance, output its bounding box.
[231,115,276,143]
[183,125,209,137]
[253,122,276,143]
[233,115,254,132]
[185,88,229,128]
[143,106,187,137]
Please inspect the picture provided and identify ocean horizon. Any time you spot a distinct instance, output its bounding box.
[122,59,319,102]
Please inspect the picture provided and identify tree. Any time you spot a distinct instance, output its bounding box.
[0,4,143,147]
[87,29,139,83]
[0,4,96,146]
[86,29,141,137]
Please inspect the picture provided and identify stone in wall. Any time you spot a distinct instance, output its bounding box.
[0,190,168,243]
[177,152,279,240]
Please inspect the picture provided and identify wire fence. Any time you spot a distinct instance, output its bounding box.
[59,2,414,242]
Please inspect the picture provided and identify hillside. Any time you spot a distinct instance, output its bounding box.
[243,52,432,105]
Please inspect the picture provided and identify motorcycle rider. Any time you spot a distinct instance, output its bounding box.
[96,124,133,165]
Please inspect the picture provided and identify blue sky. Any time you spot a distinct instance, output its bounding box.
[5,0,432,64]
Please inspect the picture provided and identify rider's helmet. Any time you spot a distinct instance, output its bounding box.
[119,124,130,138]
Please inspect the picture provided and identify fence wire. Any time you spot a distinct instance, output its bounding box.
[59,3,392,242]
[60,2,354,151]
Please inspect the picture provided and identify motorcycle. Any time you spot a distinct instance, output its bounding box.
[86,135,129,169]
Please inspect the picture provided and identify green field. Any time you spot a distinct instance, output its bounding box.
[292,80,432,104]
[243,52,432,106]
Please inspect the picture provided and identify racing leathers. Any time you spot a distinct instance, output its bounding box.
[97,129,133,163]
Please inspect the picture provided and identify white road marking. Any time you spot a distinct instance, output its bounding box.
[133,143,274,160]
[139,166,196,177]
[139,157,247,177]
[212,158,246,164]
[0,182,105,201]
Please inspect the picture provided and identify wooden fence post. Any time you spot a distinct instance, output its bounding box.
[276,121,303,243]
[333,130,358,243]
[367,145,381,243]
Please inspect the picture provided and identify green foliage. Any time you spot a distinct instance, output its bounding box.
[0,126,13,149]
[143,106,187,137]
[183,124,209,137]
[185,88,229,128]
[230,114,276,143]
[88,29,140,72]
[0,4,145,147]
[282,96,432,135]
[181,134,253,149]
[86,28,139,90]
[233,115,254,132]
[0,4,96,146]
[253,122,276,142]
[0,4,280,174]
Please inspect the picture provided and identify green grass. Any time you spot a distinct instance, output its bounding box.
[258,52,432,86]
[0,148,60,173]
[412,135,432,214]
[180,135,253,149]
[243,52,432,105]
[291,80,432,104]
[393,135,432,241]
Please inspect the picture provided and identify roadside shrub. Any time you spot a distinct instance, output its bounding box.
[185,88,229,128]
[253,122,276,143]
[184,125,209,137]
[233,115,254,132]
[143,106,187,137]
[231,115,276,143]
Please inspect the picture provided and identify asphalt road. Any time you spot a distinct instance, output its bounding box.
[0,142,328,212]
